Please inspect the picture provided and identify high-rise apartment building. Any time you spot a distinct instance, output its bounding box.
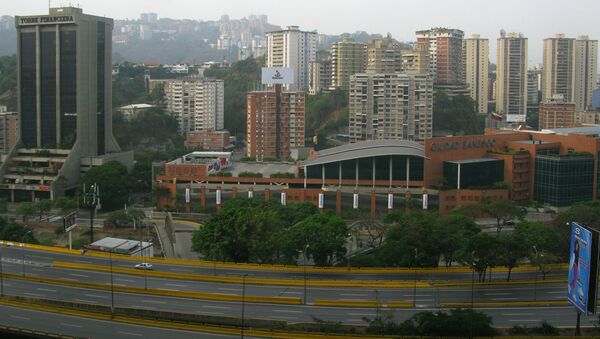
[246,90,305,160]
[401,44,429,74]
[367,35,402,73]
[573,36,598,111]
[416,28,465,85]
[7,7,132,200]
[348,73,433,142]
[266,26,316,91]
[0,112,18,154]
[496,32,528,122]
[309,60,331,95]
[542,34,575,103]
[164,78,224,133]
[464,34,489,113]
[539,98,575,130]
[330,38,367,90]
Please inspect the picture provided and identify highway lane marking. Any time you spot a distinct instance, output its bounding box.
[491,297,518,301]
[202,305,231,310]
[23,292,43,297]
[115,278,136,283]
[273,309,302,313]
[140,300,167,304]
[402,294,432,297]
[60,323,82,328]
[117,331,142,337]
[75,299,98,304]
[84,294,108,299]
[10,315,30,320]
[272,316,299,320]
[340,293,369,297]
[169,268,189,272]
[69,273,90,278]
[503,313,534,316]
[484,292,511,296]
[36,288,57,292]
[164,283,187,288]
[348,313,375,316]
[218,287,241,292]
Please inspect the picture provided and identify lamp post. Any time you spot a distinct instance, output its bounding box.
[241,273,248,339]
[303,244,309,305]
[138,217,147,290]
[20,230,32,277]
[413,248,418,308]
[533,245,538,302]
[83,183,100,243]
[108,241,127,319]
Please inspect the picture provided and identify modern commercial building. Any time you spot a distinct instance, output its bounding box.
[348,72,433,142]
[246,89,305,160]
[308,60,331,95]
[366,35,402,74]
[0,112,18,154]
[5,7,132,201]
[185,129,231,151]
[573,36,598,111]
[330,38,367,90]
[164,78,224,133]
[266,26,317,91]
[538,99,575,129]
[496,32,528,122]
[542,34,575,103]
[401,44,429,74]
[464,34,489,113]
[416,28,465,85]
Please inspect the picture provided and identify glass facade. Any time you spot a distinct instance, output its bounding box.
[306,155,424,182]
[60,30,77,148]
[20,32,37,147]
[96,22,105,155]
[534,155,594,206]
[40,31,57,147]
[444,159,504,189]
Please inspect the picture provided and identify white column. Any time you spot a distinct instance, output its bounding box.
[338,162,342,187]
[457,163,461,190]
[389,156,393,188]
[406,157,410,189]
[372,158,376,188]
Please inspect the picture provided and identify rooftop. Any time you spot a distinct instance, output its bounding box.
[88,237,152,254]
[229,161,296,177]
[542,125,600,136]
[445,158,502,165]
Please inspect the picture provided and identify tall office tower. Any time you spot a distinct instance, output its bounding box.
[527,69,541,118]
[164,78,224,133]
[309,60,331,95]
[348,73,433,142]
[330,38,367,90]
[573,36,598,111]
[266,26,316,91]
[246,90,305,160]
[8,7,132,200]
[496,32,528,122]
[416,28,465,85]
[366,35,402,73]
[464,34,489,113]
[542,34,575,102]
[401,44,429,74]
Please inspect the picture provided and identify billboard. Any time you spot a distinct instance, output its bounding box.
[261,67,294,84]
[63,211,77,232]
[568,222,600,314]
[506,114,526,123]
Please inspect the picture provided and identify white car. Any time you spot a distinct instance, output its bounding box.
[135,263,153,270]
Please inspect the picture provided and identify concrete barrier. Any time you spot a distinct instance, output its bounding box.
[440,300,568,308]
[313,299,412,308]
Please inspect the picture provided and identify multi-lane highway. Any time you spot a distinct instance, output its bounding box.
[0,244,591,332]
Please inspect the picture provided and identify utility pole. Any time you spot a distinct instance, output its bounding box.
[83,183,100,243]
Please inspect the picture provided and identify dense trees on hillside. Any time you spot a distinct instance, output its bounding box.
[433,93,484,135]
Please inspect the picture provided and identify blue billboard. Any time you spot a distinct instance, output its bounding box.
[568,222,599,314]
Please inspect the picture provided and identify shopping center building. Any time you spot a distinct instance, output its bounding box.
[154,127,600,214]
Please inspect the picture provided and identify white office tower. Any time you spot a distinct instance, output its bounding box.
[266,26,317,91]
[496,31,528,122]
[464,35,489,113]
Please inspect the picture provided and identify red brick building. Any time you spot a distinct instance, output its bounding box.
[186,129,231,151]
[539,102,575,129]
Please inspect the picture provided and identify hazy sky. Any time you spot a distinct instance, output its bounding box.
[4,0,600,65]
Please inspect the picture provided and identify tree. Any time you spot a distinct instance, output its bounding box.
[0,218,38,244]
[515,221,560,279]
[35,199,53,222]
[497,232,528,281]
[0,198,7,214]
[457,232,501,282]
[80,161,131,211]
[434,213,480,267]
[53,196,77,215]
[282,212,348,266]
[106,208,146,228]
[16,202,36,222]
[462,198,525,233]
[554,200,600,259]
[433,93,484,135]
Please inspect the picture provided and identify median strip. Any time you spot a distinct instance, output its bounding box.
[313,299,412,308]
[440,300,568,308]
[52,261,431,288]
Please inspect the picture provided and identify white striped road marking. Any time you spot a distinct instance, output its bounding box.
[140,300,166,304]
[36,288,57,292]
[202,305,231,310]
[69,273,89,278]
[117,331,142,337]
[84,294,108,299]
[10,315,30,320]
[60,323,82,328]
[273,309,302,313]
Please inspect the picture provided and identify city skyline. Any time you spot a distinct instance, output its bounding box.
[2,0,599,66]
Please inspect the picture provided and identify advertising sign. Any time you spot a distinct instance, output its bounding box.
[248,190,253,198]
[422,193,429,210]
[353,193,359,209]
[216,189,221,205]
[506,114,526,123]
[568,222,600,314]
[261,67,294,85]
[63,211,77,232]
[318,193,324,209]
[280,192,287,206]
[185,188,190,203]
[387,193,393,209]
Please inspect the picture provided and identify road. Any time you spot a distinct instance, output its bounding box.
[0,246,590,329]
[0,303,241,338]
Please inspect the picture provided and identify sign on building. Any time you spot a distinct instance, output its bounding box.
[261,67,294,85]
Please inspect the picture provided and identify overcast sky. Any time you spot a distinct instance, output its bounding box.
[4,0,600,65]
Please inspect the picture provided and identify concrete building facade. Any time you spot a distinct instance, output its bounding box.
[496,32,528,122]
[164,78,224,133]
[348,73,433,142]
[401,44,429,74]
[0,112,18,154]
[266,26,316,91]
[539,100,576,130]
[330,38,367,90]
[464,34,489,113]
[573,36,598,111]
[542,34,575,103]
[366,35,402,74]
[416,28,465,85]
[246,90,305,160]
[308,60,331,95]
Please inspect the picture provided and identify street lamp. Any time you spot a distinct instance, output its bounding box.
[20,230,32,277]
[413,248,418,308]
[138,217,148,290]
[533,245,538,302]
[108,241,127,318]
[303,244,309,305]
[240,273,248,339]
